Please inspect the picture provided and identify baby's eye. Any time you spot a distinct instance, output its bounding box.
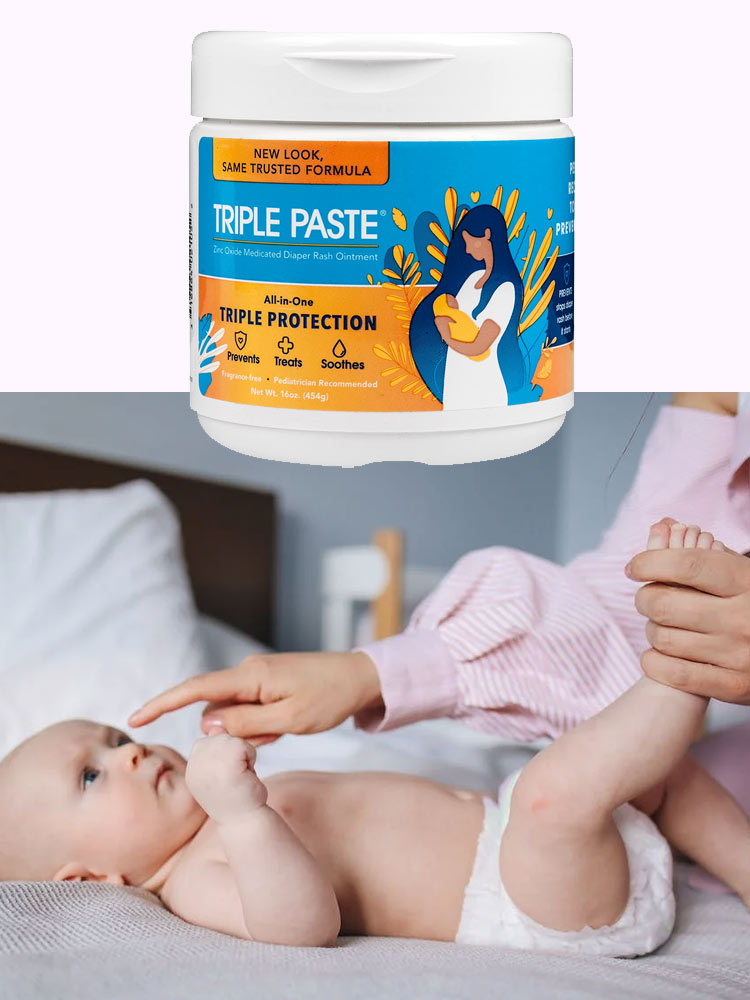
[115,734,131,747]
[82,768,100,790]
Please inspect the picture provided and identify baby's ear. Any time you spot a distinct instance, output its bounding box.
[53,861,125,885]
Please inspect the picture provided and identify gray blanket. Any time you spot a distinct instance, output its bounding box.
[1,865,747,1000]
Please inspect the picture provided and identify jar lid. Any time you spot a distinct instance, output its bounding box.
[192,31,572,124]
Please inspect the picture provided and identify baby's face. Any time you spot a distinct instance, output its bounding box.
[0,720,205,886]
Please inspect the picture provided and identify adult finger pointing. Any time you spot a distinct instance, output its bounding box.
[128,660,263,727]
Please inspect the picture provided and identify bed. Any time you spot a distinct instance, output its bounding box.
[0,441,748,1000]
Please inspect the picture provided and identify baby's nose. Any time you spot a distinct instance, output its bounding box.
[121,742,147,769]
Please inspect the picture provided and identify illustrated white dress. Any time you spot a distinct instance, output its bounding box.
[441,272,517,411]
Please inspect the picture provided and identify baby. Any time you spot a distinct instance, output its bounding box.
[1,522,749,956]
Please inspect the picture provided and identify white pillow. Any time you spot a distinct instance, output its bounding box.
[0,480,208,758]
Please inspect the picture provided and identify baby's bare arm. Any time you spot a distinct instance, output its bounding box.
[217,806,341,945]
[177,735,340,945]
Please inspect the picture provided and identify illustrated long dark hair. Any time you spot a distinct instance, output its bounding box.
[409,205,525,402]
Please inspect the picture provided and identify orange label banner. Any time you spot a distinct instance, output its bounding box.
[212,139,390,185]
[200,276,440,413]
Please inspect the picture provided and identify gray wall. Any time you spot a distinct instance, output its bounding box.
[0,392,670,649]
[556,393,671,562]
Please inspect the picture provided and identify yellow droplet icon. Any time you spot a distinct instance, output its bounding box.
[332,339,347,358]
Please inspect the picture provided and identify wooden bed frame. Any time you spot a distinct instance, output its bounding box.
[0,440,277,645]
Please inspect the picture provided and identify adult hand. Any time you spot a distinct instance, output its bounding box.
[128,651,383,744]
[627,518,750,703]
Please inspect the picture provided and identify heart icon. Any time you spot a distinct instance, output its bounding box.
[235,331,247,350]
[471,191,480,203]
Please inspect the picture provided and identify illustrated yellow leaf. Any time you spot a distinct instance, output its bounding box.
[457,207,467,226]
[519,281,556,333]
[393,244,404,268]
[406,260,419,281]
[508,211,526,242]
[429,221,450,247]
[524,246,559,311]
[392,207,407,230]
[404,252,414,271]
[445,187,458,229]
[520,230,537,281]
[429,267,443,282]
[503,189,519,227]
[366,273,374,285]
[492,185,503,210]
[536,356,553,379]
[427,244,447,264]
[382,268,402,280]
[526,227,554,291]
[372,337,437,403]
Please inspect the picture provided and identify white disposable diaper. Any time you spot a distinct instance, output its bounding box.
[455,771,676,957]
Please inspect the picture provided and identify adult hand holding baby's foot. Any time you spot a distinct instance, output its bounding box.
[628,517,750,704]
[186,734,268,824]
[645,517,727,552]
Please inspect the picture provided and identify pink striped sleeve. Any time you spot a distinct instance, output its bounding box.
[568,405,750,656]
[356,546,642,741]
[355,404,750,742]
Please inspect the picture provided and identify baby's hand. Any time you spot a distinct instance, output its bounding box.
[185,733,268,824]
[646,517,727,552]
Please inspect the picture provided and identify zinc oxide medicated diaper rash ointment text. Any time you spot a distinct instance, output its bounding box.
[190,31,574,466]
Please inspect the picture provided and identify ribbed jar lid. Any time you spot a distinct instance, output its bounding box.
[192,31,572,124]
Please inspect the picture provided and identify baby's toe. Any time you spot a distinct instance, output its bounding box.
[711,540,726,552]
[697,531,715,550]
[683,524,701,548]
[669,523,687,548]
[647,520,671,550]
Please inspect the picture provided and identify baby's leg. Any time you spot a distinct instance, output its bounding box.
[500,517,718,929]
[643,754,750,905]
[499,676,707,931]
[633,520,750,898]
[499,518,730,932]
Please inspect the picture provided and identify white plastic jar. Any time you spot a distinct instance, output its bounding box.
[190,32,574,466]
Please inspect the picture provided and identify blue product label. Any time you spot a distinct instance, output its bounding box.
[196,136,574,412]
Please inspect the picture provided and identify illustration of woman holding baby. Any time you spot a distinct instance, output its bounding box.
[408,205,526,408]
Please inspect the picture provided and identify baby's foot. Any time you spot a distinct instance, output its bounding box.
[646,517,726,552]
